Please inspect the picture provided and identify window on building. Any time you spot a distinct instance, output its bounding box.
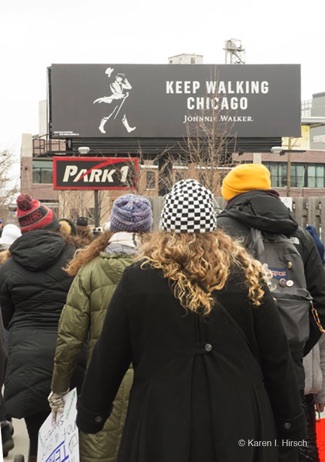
[146,171,156,190]
[290,165,305,188]
[307,164,325,188]
[264,162,325,189]
[32,160,53,184]
[264,162,287,187]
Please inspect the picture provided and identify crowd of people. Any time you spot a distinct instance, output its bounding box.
[0,166,324,462]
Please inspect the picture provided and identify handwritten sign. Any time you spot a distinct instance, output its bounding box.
[37,388,79,462]
[280,197,293,211]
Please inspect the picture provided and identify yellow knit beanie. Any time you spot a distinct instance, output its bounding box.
[221,164,271,201]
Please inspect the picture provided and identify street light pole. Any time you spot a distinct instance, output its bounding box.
[94,190,100,227]
[286,138,292,197]
[286,151,291,197]
[78,146,100,226]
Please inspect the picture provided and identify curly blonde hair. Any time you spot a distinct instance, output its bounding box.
[139,229,269,315]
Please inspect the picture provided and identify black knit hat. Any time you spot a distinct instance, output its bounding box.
[76,216,88,227]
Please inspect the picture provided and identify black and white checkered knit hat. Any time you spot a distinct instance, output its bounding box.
[160,179,217,233]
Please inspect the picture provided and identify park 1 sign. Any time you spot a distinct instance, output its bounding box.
[48,63,301,139]
[53,157,139,190]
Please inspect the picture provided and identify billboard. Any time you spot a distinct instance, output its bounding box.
[53,157,138,190]
[49,64,301,139]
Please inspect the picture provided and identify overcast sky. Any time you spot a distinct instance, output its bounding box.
[1,0,325,158]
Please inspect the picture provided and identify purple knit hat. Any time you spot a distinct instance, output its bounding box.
[109,194,153,233]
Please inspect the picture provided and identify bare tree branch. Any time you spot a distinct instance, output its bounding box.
[0,150,20,222]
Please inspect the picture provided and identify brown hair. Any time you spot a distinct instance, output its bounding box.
[75,225,93,247]
[65,230,114,276]
[65,230,151,277]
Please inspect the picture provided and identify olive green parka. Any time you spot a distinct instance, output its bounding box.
[51,234,137,462]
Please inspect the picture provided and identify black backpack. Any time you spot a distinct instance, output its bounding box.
[246,228,313,352]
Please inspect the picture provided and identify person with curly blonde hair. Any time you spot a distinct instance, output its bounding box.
[76,179,306,462]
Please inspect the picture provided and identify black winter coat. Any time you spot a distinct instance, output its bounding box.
[77,263,306,462]
[217,190,325,389]
[0,230,76,418]
[0,312,7,388]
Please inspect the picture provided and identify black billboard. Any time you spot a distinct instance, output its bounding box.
[53,157,138,190]
[49,63,301,139]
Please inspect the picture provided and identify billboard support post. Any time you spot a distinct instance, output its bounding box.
[78,146,100,226]
[94,190,99,227]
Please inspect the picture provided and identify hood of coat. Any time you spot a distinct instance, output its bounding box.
[98,252,136,286]
[104,232,141,256]
[218,190,298,234]
[9,229,67,271]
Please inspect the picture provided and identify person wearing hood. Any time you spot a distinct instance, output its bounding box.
[217,163,325,461]
[0,223,21,251]
[49,194,153,462]
[305,224,325,266]
[0,223,21,457]
[0,194,82,462]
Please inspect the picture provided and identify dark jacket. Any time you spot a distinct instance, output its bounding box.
[0,230,76,418]
[305,224,325,264]
[76,262,306,462]
[0,312,7,388]
[217,190,325,389]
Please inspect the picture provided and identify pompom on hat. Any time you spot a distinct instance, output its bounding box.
[160,179,217,233]
[221,163,271,201]
[109,194,153,233]
[16,194,59,233]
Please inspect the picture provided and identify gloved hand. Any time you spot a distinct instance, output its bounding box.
[48,389,69,413]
